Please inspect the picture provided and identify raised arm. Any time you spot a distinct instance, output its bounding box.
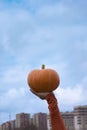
[30,90,66,130]
[45,93,66,130]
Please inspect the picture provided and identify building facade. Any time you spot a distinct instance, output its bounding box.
[10,120,15,130]
[47,115,52,130]
[74,105,87,130]
[15,113,30,128]
[62,112,75,130]
[0,122,10,130]
[0,105,87,130]
[32,112,48,130]
[0,123,5,130]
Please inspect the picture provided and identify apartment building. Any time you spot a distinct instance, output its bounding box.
[0,123,5,130]
[47,115,52,130]
[15,112,30,128]
[0,125,2,130]
[74,105,87,130]
[0,105,87,130]
[0,122,10,130]
[47,111,75,130]
[10,120,15,130]
[62,112,75,130]
[32,112,48,130]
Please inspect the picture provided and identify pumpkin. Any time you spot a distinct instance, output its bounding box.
[27,64,60,92]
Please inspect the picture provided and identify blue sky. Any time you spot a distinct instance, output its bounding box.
[0,0,87,124]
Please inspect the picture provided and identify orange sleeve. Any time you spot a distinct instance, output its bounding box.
[45,93,66,130]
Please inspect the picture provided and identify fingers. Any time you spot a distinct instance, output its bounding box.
[30,89,39,96]
[30,89,53,100]
[30,89,49,99]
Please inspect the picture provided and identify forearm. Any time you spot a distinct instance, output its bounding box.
[45,93,66,130]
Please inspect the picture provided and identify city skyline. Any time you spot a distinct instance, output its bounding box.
[0,104,87,125]
[0,0,87,124]
[0,105,87,130]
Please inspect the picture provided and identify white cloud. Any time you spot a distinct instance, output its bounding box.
[0,87,27,123]
[55,83,87,111]
[0,87,26,108]
[1,65,28,83]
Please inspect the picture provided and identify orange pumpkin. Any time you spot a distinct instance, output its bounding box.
[27,64,60,92]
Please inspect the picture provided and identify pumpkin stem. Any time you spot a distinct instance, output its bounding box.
[42,64,45,69]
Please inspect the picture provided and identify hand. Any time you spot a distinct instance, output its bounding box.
[30,89,51,100]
